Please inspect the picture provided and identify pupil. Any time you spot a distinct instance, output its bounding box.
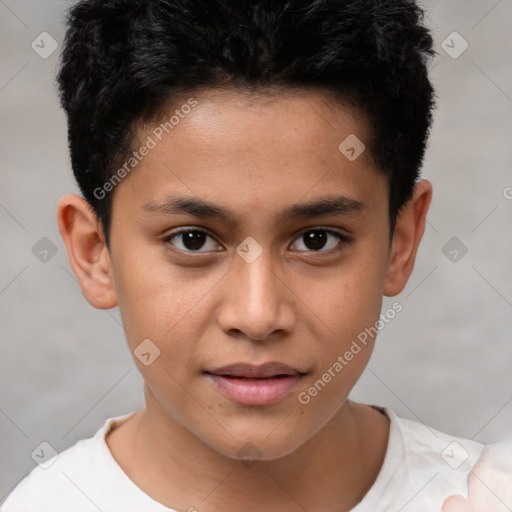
[184,231,206,250]
[304,230,326,250]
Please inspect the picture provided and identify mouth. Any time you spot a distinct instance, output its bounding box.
[204,362,306,406]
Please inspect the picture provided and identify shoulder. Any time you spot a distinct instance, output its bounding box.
[2,437,100,511]
[1,413,136,512]
[387,408,485,507]
[396,410,484,466]
[355,406,487,511]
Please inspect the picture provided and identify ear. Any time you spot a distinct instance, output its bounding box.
[384,180,433,296]
[57,194,118,309]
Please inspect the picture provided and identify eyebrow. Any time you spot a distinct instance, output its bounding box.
[142,194,367,222]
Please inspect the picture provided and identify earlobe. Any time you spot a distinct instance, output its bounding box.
[57,194,118,309]
[384,180,433,296]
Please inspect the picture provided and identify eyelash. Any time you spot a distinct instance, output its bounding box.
[162,227,352,256]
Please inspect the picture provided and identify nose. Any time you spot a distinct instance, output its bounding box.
[216,250,295,342]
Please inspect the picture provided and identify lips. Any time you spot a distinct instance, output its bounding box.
[207,362,301,379]
[205,362,305,406]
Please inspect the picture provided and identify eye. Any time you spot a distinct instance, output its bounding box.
[164,228,221,253]
[290,228,351,253]
[163,226,351,255]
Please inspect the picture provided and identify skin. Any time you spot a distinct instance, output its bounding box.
[442,440,512,512]
[57,87,432,512]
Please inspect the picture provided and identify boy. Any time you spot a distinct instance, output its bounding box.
[2,0,511,511]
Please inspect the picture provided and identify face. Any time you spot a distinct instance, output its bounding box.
[87,89,397,459]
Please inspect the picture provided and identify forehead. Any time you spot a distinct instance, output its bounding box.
[113,87,387,224]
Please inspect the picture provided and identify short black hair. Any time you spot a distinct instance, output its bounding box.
[57,0,435,249]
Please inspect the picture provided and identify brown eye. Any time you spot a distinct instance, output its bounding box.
[164,228,221,253]
[290,229,350,253]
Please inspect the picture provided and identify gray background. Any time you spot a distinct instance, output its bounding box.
[1,0,511,503]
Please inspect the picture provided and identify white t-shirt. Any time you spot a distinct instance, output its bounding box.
[1,407,485,512]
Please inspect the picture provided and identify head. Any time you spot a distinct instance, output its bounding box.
[57,0,435,460]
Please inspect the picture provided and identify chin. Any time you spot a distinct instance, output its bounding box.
[205,425,309,463]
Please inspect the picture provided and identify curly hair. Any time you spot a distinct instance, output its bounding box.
[57,0,435,248]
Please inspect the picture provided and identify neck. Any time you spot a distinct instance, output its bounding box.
[107,393,389,512]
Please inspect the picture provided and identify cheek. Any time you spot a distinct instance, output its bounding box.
[303,252,387,338]
[109,244,182,341]
[110,243,226,355]
[296,244,388,393]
